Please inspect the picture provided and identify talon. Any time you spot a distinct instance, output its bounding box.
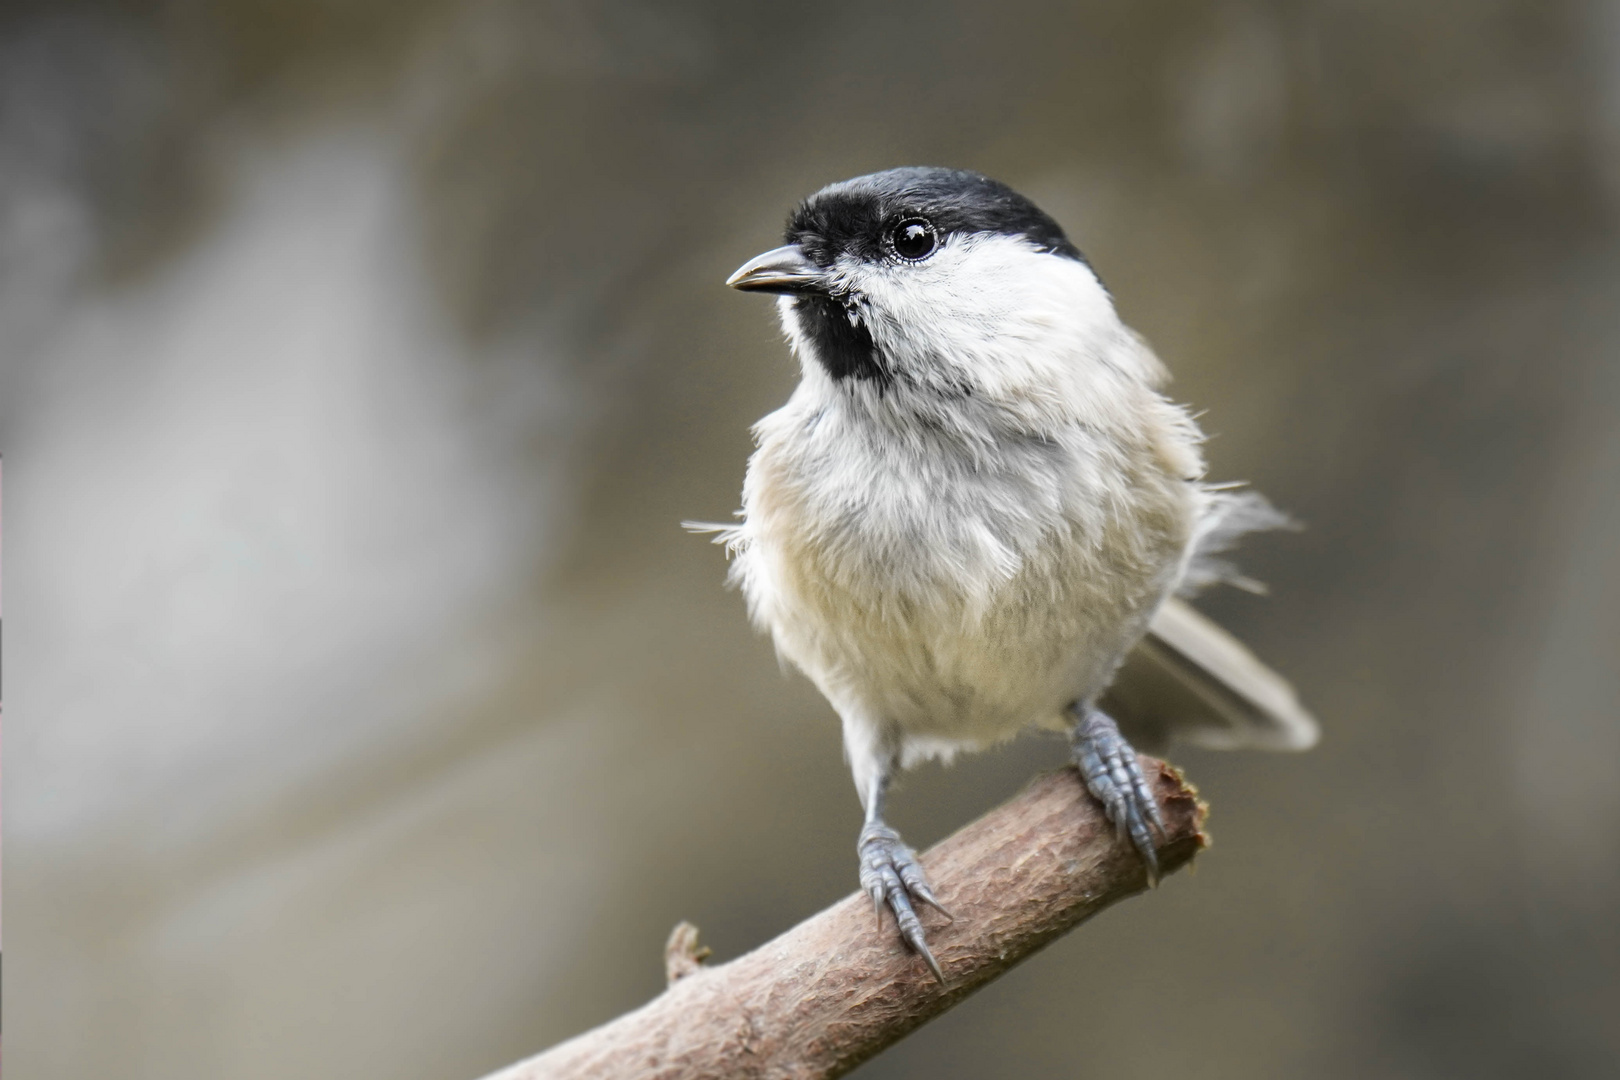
[909,931,945,983]
[913,885,955,922]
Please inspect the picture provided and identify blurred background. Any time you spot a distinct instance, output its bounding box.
[4,1,1619,1077]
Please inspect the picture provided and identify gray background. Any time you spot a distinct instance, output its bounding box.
[3,1,1618,1077]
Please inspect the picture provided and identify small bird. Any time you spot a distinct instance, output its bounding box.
[694,167,1317,980]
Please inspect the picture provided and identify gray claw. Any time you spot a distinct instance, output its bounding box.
[858,822,949,982]
[911,883,955,922]
[905,923,945,983]
[1073,708,1165,884]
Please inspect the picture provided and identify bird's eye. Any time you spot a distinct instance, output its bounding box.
[887,218,938,261]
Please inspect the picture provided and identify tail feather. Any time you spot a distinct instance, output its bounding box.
[1103,597,1319,753]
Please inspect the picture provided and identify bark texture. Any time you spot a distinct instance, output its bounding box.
[482,760,1207,1080]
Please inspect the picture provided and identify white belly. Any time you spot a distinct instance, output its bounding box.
[749,522,1172,755]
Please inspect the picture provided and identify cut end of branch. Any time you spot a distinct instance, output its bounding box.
[1151,758,1211,859]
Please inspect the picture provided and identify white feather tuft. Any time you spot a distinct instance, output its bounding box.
[1177,488,1298,597]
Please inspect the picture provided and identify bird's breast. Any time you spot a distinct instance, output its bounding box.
[736,394,1197,743]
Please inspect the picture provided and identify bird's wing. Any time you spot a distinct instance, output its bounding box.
[1101,597,1319,753]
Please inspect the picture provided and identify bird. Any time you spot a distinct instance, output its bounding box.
[691,166,1317,981]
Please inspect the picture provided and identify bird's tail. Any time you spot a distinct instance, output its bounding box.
[1104,597,1319,752]
[1103,488,1318,753]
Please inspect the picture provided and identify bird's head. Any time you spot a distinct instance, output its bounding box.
[728,167,1120,396]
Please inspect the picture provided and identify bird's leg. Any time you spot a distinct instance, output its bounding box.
[1069,704,1167,884]
[853,753,953,982]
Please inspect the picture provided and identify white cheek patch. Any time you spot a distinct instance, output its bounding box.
[844,233,1123,394]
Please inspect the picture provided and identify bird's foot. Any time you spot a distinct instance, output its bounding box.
[857,821,953,981]
[1072,708,1167,884]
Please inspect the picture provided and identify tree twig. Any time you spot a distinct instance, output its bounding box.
[481,760,1207,1080]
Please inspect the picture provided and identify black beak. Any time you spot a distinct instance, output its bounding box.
[726,243,824,294]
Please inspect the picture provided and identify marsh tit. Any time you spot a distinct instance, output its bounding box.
[693,167,1317,980]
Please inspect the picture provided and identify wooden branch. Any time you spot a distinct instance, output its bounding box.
[482,761,1207,1080]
